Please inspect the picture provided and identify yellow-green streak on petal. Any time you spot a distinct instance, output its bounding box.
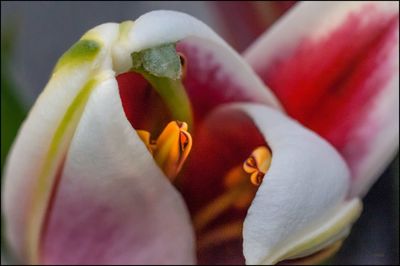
[119,20,134,43]
[53,39,101,72]
[26,78,98,264]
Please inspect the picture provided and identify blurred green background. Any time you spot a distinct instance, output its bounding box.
[1,1,398,264]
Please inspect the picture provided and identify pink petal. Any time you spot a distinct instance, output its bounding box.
[41,77,195,265]
[245,2,399,196]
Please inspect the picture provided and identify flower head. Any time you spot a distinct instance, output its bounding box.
[2,3,398,265]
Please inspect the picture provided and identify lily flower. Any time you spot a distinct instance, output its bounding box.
[0,4,395,266]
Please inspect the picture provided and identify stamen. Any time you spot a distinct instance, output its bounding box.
[136,130,155,153]
[197,221,243,251]
[223,166,256,209]
[193,178,244,232]
[243,146,272,186]
[193,145,272,232]
[142,121,192,181]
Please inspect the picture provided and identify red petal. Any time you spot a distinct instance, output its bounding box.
[247,5,399,194]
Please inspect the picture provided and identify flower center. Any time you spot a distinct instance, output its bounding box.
[137,121,192,181]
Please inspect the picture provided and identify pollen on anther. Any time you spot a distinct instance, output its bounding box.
[243,146,272,186]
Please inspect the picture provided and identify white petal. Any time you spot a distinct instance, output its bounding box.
[216,103,361,264]
[2,22,119,261]
[41,77,195,264]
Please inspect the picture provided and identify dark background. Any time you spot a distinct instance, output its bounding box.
[1,2,399,264]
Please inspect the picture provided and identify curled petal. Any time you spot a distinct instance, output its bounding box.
[201,103,362,264]
[245,1,399,197]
